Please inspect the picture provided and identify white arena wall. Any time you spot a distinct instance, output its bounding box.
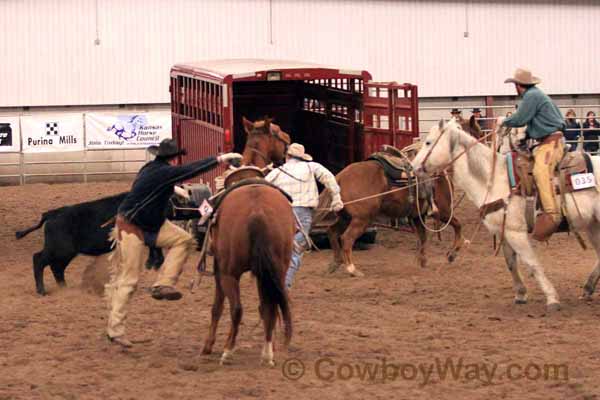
[1,0,600,184]
[1,0,600,108]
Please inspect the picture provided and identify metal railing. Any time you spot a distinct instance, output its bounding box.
[418,103,600,155]
[0,149,151,185]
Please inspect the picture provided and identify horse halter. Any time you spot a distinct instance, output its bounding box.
[419,124,448,174]
[246,124,290,166]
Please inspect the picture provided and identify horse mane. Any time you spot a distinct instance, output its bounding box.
[448,120,492,183]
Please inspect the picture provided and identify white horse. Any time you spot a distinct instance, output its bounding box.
[411,119,600,312]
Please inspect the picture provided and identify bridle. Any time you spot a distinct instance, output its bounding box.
[246,124,290,166]
[418,123,497,174]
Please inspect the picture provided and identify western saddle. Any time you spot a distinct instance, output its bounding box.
[506,147,595,233]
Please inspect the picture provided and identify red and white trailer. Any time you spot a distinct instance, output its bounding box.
[170,59,419,190]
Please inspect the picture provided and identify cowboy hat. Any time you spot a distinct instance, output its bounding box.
[147,138,187,158]
[472,107,482,113]
[450,108,462,115]
[287,143,312,161]
[504,68,541,85]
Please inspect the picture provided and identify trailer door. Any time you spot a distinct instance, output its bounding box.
[361,82,419,158]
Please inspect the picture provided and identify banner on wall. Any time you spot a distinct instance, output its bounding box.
[0,116,21,152]
[21,114,84,153]
[85,112,171,149]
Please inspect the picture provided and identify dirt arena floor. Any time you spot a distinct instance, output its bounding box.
[1,181,600,400]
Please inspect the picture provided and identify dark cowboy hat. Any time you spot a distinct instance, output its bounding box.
[472,107,482,113]
[450,108,462,114]
[147,139,187,158]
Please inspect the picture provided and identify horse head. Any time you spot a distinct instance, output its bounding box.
[241,117,290,168]
[412,119,463,174]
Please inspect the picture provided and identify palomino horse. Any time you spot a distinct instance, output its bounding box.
[316,119,481,277]
[201,184,294,366]
[411,118,600,312]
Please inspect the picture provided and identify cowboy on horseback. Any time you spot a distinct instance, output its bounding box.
[265,143,343,289]
[106,138,242,347]
[502,68,566,241]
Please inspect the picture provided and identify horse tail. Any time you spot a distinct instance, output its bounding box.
[248,213,292,346]
[15,209,59,239]
[312,190,333,226]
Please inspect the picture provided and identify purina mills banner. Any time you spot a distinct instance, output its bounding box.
[85,112,171,149]
[21,114,84,153]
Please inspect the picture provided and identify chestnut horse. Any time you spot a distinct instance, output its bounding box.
[241,117,290,168]
[316,118,481,277]
[202,123,294,367]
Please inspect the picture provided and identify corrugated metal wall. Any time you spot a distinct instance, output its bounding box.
[1,0,599,107]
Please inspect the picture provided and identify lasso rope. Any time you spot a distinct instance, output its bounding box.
[315,176,441,211]
[415,171,455,233]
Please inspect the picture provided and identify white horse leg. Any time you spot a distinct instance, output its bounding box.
[261,341,275,367]
[502,243,528,304]
[582,225,600,299]
[506,231,560,311]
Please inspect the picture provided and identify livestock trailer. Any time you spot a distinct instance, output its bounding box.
[170,59,419,190]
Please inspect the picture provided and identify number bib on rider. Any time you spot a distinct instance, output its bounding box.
[571,173,596,191]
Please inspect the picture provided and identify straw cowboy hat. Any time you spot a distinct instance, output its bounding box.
[148,138,187,158]
[287,143,313,161]
[504,68,541,85]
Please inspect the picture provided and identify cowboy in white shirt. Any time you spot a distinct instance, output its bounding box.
[265,143,343,288]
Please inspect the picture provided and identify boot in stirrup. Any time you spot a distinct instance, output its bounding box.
[532,212,561,241]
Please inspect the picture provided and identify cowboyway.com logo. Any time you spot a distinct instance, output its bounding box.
[281,357,569,386]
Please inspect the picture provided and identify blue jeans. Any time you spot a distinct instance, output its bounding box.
[286,207,313,289]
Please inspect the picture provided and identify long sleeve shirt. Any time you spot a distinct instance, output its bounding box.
[265,158,340,208]
[119,156,218,232]
[503,86,565,139]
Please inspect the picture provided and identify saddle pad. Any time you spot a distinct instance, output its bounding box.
[506,152,519,190]
[367,152,412,184]
[560,151,595,192]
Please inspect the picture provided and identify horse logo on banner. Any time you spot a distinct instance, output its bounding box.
[107,115,147,141]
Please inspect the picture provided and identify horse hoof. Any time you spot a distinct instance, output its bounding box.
[580,292,593,301]
[346,265,364,277]
[201,346,212,355]
[514,298,528,305]
[220,350,234,365]
[446,251,456,263]
[261,359,275,368]
[327,262,341,274]
[546,303,561,313]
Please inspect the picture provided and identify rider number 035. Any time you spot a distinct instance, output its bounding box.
[571,173,596,191]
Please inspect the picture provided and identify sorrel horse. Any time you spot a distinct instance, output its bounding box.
[412,118,600,311]
[201,183,294,366]
[241,117,290,168]
[201,120,294,366]
[315,118,481,277]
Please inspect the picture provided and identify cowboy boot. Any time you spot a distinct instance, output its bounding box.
[151,285,183,301]
[532,212,561,241]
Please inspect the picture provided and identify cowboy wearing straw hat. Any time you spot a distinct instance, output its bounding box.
[106,138,242,347]
[265,143,343,289]
[501,68,566,241]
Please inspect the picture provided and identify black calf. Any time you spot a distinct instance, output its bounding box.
[16,193,164,295]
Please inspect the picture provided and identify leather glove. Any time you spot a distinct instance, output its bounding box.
[331,198,344,212]
[217,152,242,164]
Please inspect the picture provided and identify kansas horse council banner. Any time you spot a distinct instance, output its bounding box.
[21,114,84,153]
[85,112,171,149]
[0,116,21,152]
